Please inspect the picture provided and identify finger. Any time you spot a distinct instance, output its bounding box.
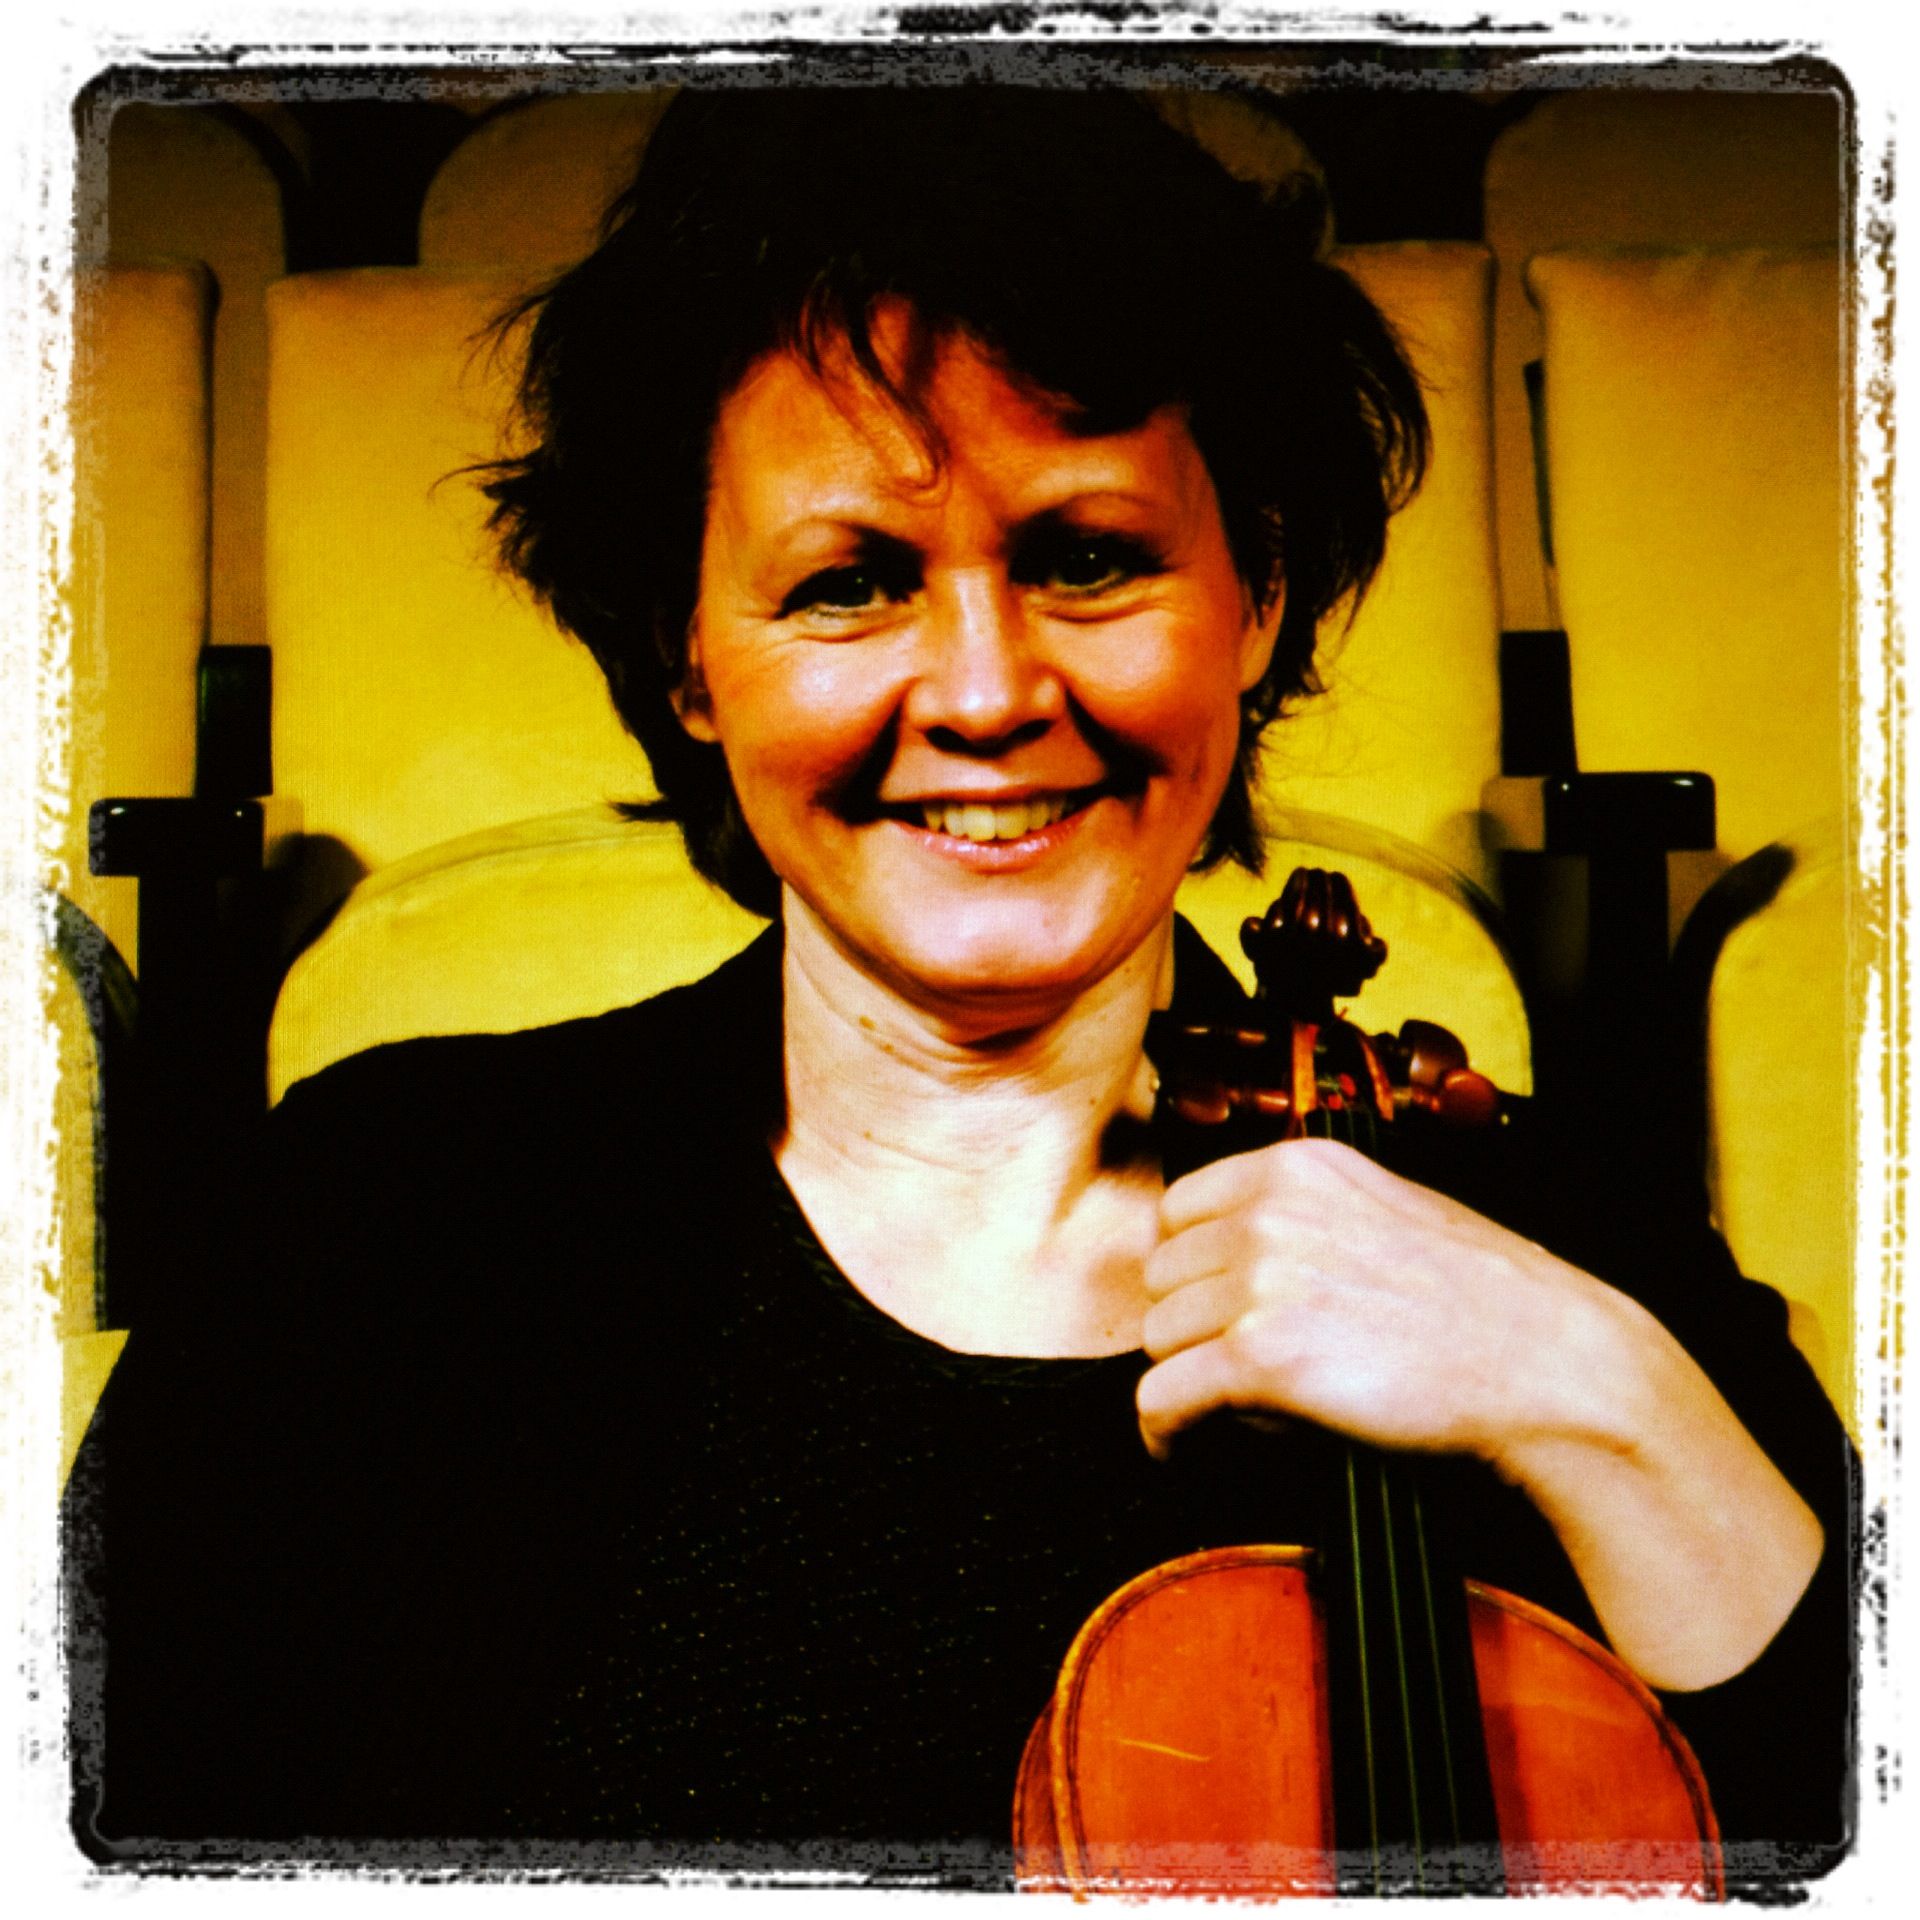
[1161,1133,1422,1238]
[1158,1145,1273,1233]
[1140,1271,1242,1362]
[1141,1215,1242,1301]
[1137,1337,1283,1462]
[1287,1134,1450,1220]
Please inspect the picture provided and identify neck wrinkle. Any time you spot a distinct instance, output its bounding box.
[777,893,1170,1201]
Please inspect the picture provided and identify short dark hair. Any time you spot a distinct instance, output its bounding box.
[482,85,1428,917]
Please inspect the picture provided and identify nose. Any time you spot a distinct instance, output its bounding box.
[901,571,1066,749]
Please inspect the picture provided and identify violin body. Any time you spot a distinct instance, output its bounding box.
[1013,1546,1723,1898]
[1012,871,1724,1898]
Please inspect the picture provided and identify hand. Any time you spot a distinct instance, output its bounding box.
[1135,1135,1625,1473]
[1134,1135,1826,1690]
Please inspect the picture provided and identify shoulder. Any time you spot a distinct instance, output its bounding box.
[235,928,785,1333]
[271,924,784,1160]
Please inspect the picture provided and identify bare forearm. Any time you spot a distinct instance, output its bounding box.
[1499,1282,1825,1692]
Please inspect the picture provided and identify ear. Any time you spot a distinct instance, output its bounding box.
[670,623,722,744]
[1237,582,1285,694]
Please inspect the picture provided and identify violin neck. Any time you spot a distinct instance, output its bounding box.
[1147,930,1513,1893]
[1299,1086,1505,1891]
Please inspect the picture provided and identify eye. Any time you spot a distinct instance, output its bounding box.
[776,546,921,622]
[1016,529,1166,598]
[780,566,883,618]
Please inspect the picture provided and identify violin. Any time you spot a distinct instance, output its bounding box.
[1013,869,1722,1899]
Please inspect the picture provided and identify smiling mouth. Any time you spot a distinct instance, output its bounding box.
[909,793,1091,843]
[872,784,1120,844]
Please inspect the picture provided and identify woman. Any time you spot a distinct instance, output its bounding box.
[73,86,1850,1882]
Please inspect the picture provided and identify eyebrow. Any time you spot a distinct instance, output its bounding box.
[769,490,1177,556]
[769,522,921,565]
[1016,497,1169,532]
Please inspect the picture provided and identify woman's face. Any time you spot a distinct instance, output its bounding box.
[678,326,1280,1023]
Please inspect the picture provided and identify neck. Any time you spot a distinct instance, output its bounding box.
[775,892,1173,1356]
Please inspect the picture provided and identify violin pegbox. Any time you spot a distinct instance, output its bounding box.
[1148,867,1502,1168]
[1151,867,1502,1143]
[1246,867,1500,1131]
[1148,868,1387,1154]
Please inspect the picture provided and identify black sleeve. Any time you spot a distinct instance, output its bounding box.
[65,948,776,1857]
[1625,1215,1857,1884]
[1654,1512,1856,1888]
[66,1064,365,1848]
[65,1042,634,1853]
[1407,1107,1858,1883]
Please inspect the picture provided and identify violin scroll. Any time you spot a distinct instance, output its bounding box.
[1240,867,1386,1024]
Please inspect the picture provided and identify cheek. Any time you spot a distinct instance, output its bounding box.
[703,642,904,806]
[1073,614,1250,775]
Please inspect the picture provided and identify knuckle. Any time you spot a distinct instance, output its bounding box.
[1246,1243,1307,1306]
[1246,1211,1291,1264]
[1134,1364,1168,1420]
[1293,1135,1360,1177]
[1221,1309,1281,1372]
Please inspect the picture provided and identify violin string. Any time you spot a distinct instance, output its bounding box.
[1411,1480,1470,1875]
[1364,1098,1418,1891]
[1341,1443,1385,1895]
[1373,1066,1471,1889]
[1342,1034,1457,1892]
[1376,1457,1431,1893]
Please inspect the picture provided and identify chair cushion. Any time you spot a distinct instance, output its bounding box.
[269,810,761,1101]
[1698,825,1852,1426]
[1482,89,1843,629]
[1274,244,1503,896]
[101,101,290,649]
[419,91,678,270]
[1528,245,1847,866]
[266,270,655,879]
[271,807,1530,1102]
[63,1330,129,1496]
[67,262,212,964]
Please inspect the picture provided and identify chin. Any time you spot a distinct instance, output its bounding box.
[861,907,1163,1021]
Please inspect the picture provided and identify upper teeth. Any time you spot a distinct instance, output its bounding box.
[921,796,1074,842]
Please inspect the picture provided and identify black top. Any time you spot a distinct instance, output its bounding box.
[66,923,1855,1887]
